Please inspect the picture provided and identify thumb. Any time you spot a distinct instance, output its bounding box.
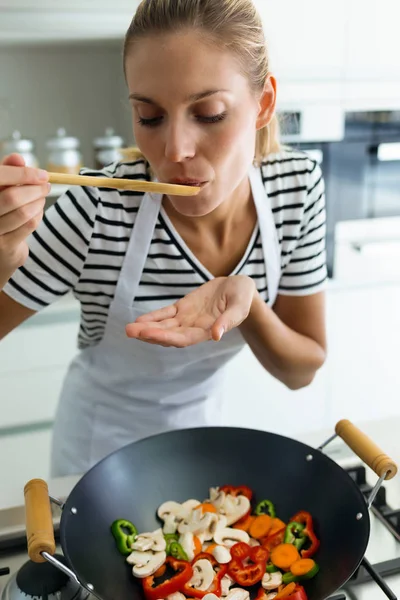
[211,306,246,342]
[1,153,26,167]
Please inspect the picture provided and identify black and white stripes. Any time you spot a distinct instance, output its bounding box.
[4,150,327,349]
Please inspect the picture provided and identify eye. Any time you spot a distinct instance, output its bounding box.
[197,112,227,124]
[137,116,163,127]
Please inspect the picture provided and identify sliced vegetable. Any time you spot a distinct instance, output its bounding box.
[197,502,217,514]
[262,528,286,552]
[284,522,307,551]
[228,542,269,586]
[220,485,253,501]
[249,515,272,540]
[255,500,276,519]
[153,564,166,578]
[269,518,286,537]
[275,584,308,599]
[233,514,255,532]
[290,559,319,580]
[142,556,193,600]
[183,554,227,598]
[110,519,137,555]
[164,533,179,553]
[193,535,203,556]
[169,541,189,561]
[289,512,320,559]
[270,544,300,571]
[282,572,298,585]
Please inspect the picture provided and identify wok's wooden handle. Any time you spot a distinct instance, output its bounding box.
[24,479,56,563]
[335,419,398,480]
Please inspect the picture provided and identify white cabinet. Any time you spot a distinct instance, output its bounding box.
[344,0,400,81]
[255,0,347,81]
[325,283,400,424]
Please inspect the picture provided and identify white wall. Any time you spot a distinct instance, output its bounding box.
[0,40,133,168]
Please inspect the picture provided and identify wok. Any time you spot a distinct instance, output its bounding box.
[24,419,398,600]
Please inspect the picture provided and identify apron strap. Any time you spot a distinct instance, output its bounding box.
[113,192,162,305]
[249,164,282,306]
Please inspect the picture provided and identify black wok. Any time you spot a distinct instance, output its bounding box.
[24,420,397,600]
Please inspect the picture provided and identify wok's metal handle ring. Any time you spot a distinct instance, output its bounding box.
[335,419,398,480]
[24,479,56,563]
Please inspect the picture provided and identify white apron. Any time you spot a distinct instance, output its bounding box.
[50,165,281,476]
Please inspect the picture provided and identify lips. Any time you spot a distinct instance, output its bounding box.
[168,178,207,187]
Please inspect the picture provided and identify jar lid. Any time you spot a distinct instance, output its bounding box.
[3,130,34,153]
[46,128,80,150]
[93,127,124,149]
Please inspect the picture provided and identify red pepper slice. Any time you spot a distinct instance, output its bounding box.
[183,553,227,598]
[220,485,253,501]
[261,527,286,551]
[227,542,269,586]
[275,583,308,599]
[142,556,193,600]
[289,511,320,559]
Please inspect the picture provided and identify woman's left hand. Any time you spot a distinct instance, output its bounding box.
[126,275,257,347]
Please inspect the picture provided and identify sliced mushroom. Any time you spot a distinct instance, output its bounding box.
[226,588,250,600]
[211,545,231,564]
[209,488,226,510]
[262,572,283,590]
[163,513,178,534]
[178,511,213,535]
[158,501,185,522]
[179,532,195,561]
[225,496,251,526]
[213,527,250,548]
[267,594,277,600]
[182,499,202,512]
[126,550,152,566]
[131,550,167,578]
[132,529,166,552]
[221,574,234,597]
[203,595,220,600]
[188,558,215,591]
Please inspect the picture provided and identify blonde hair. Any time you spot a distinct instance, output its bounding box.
[122,0,281,166]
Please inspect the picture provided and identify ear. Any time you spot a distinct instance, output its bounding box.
[256,75,277,130]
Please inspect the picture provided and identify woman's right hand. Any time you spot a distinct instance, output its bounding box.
[0,153,50,286]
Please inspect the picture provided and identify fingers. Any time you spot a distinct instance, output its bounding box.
[134,304,178,323]
[2,153,26,168]
[0,160,49,193]
[3,207,45,248]
[126,324,208,347]
[0,195,47,233]
[211,305,247,341]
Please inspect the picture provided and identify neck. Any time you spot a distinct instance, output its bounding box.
[163,176,253,243]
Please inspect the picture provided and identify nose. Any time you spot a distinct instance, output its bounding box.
[164,120,196,163]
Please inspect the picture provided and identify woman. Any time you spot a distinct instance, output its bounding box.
[0,0,327,477]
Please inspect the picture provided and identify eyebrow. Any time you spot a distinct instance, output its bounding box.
[129,89,227,104]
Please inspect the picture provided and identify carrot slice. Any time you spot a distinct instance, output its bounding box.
[249,514,272,539]
[196,502,217,513]
[193,536,202,556]
[290,558,316,577]
[233,514,255,532]
[269,518,286,536]
[270,543,300,570]
[154,564,166,578]
[275,583,297,598]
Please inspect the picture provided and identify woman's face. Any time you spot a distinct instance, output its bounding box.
[125,30,274,217]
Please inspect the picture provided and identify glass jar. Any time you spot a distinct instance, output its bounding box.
[46,128,82,174]
[93,127,124,169]
[1,131,39,167]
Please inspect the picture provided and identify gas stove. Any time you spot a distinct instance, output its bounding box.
[0,464,399,600]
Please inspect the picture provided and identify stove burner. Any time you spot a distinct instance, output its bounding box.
[16,554,69,596]
[1,554,86,600]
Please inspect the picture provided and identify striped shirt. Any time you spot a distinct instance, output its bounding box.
[4,149,327,349]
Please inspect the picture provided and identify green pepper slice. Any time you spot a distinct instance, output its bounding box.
[254,499,276,518]
[266,563,279,573]
[164,533,179,553]
[110,519,138,555]
[284,521,307,551]
[168,541,189,561]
